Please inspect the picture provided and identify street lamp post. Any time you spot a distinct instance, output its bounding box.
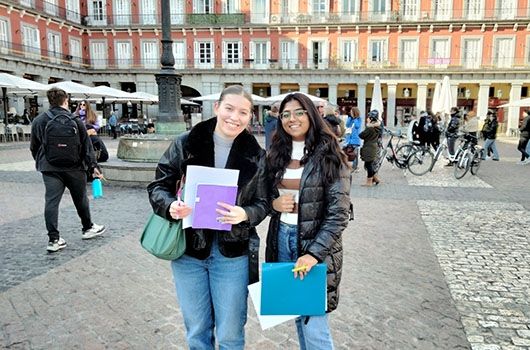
[155,0,186,134]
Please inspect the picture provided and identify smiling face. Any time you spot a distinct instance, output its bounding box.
[280,99,310,141]
[214,93,253,140]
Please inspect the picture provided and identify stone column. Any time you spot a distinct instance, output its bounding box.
[416,83,428,113]
[387,83,397,127]
[299,84,309,93]
[328,83,338,105]
[451,83,459,108]
[507,83,522,136]
[357,83,367,129]
[271,83,280,96]
[477,83,490,121]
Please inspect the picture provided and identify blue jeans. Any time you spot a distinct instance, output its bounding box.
[277,222,334,350]
[171,237,248,350]
[483,139,499,160]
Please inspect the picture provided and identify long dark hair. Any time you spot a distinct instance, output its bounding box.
[267,93,348,187]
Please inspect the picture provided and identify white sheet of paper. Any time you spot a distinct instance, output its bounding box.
[247,282,298,330]
[183,165,239,229]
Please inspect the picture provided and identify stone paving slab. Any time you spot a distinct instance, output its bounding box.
[418,200,530,350]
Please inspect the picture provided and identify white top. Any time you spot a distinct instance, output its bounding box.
[279,141,305,225]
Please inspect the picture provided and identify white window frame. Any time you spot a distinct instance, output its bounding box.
[20,0,35,7]
[432,0,452,20]
[193,0,213,13]
[222,0,240,13]
[367,37,388,67]
[461,36,482,69]
[310,0,329,16]
[251,0,269,24]
[307,38,329,69]
[141,0,158,25]
[90,40,107,69]
[249,41,270,69]
[493,36,514,68]
[194,40,215,69]
[66,0,81,23]
[370,0,390,20]
[399,37,419,69]
[0,18,10,55]
[222,40,243,69]
[172,41,186,69]
[280,40,299,69]
[338,38,359,68]
[115,40,132,69]
[280,0,299,23]
[341,0,359,19]
[44,0,58,16]
[47,30,62,64]
[114,0,131,25]
[88,0,107,25]
[69,37,82,67]
[21,24,40,59]
[463,0,483,20]
[170,0,185,24]
[402,0,420,20]
[141,40,159,69]
[496,0,516,19]
[429,37,451,68]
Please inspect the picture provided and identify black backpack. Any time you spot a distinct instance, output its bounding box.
[43,111,82,167]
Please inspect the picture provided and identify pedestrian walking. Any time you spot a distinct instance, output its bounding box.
[344,106,362,171]
[481,110,500,161]
[264,102,279,150]
[360,110,383,186]
[30,88,106,253]
[265,92,351,349]
[517,109,530,164]
[147,85,269,350]
[108,111,118,139]
[445,107,462,165]
[323,105,342,138]
[463,110,479,145]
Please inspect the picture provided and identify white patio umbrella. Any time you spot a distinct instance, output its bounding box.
[191,92,266,103]
[431,81,442,114]
[262,91,326,104]
[0,73,48,124]
[89,85,137,99]
[438,76,453,115]
[369,76,384,118]
[498,97,530,108]
[47,81,106,99]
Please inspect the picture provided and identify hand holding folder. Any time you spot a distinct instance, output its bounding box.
[192,184,238,231]
[261,262,327,316]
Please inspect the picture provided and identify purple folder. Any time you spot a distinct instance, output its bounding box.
[192,184,238,231]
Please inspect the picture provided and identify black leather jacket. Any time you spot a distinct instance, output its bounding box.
[265,150,351,312]
[147,118,270,284]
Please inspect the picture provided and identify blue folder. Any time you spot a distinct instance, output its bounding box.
[261,262,327,316]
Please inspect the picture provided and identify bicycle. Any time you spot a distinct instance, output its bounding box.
[453,134,481,179]
[373,128,418,173]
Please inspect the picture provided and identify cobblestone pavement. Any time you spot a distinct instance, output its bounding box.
[0,136,528,349]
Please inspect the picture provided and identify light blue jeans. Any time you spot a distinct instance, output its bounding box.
[483,138,499,160]
[277,222,334,350]
[171,237,248,350]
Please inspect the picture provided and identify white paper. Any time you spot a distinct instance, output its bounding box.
[247,282,298,330]
[183,165,239,229]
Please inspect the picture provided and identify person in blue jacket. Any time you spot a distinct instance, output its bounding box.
[344,106,362,170]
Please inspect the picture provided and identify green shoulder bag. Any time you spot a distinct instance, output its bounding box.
[140,212,186,260]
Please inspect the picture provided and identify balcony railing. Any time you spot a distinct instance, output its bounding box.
[11,0,82,23]
[2,41,529,72]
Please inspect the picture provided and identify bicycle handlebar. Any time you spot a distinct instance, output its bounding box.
[384,128,405,139]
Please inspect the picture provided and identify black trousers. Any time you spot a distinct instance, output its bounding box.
[517,138,529,161]
[42,171,92,242]
[364,160,376,178]
[110,125,117,139]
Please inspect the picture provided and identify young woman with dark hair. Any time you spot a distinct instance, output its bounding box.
[266,93,351,349]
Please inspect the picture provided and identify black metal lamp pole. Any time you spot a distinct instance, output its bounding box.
[155,0,185,134]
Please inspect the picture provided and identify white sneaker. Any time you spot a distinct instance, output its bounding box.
[517,160,526,165]
[523,159,530,165]
[47,238,67,252]
[82,224,106,240]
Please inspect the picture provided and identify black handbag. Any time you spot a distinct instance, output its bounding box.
[342,145,357,162]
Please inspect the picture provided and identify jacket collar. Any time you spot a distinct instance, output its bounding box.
[184,117,264,187]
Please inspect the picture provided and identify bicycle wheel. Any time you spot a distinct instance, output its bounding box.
[470,149,483,175]
[408,148,434,176]
[453,153,471,179]
[395,144,415,169]
[373,148,386,172]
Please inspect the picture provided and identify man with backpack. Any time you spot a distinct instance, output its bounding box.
[30,88,106,253]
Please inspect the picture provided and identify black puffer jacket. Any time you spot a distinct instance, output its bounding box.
[147,118,270,284]
[481,118,498,140]
[265,152,351,312]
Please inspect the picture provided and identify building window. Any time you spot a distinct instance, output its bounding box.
[44,0,59,16]
[399,39,418,69]
[170,0,185,24]
[371,0,388,19]
[22,25,40,59]
[251,0,267,23]
[115,41,132,68]
[342,0,357,15]
[496,0,516,19]
[141,0,157,25]
[340,39,358,68]
[194,41,214,68]
[222,41,242,68]
[429,38,450,67]
[172,41,186,68]
[249,41,270,69]
[222,0,240,13]
[280,40,298,69]
[142,41,159,69]
[369,39,387,66]
[47,31,61,64]
[69,37,82,67]
[88,0,106,25]
[311,0,327,15]
[66,0,81,23]
[433,0,451,20]
[20,0,35,7]
[462,38,481,69]
[402,0,419,20]
[90,41,107,69]
[114,0,131,25]
[0,18,9,54]
[193,0,212,13]
[464,0,483,19]
[493,37,514,68]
